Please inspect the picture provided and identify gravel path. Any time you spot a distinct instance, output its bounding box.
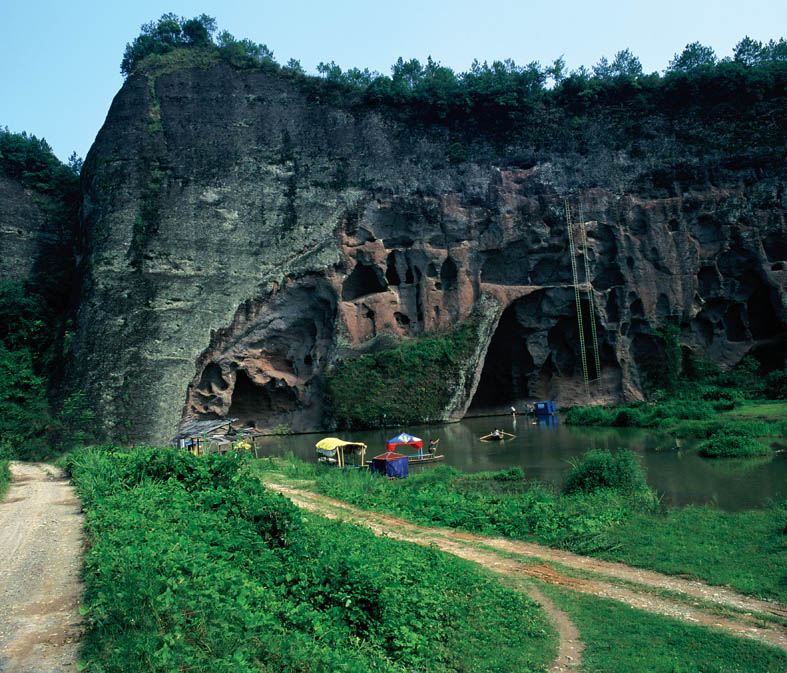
[264,479,787,661]
[0,463,83,673]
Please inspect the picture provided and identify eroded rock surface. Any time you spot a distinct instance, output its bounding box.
[69,63,787,443]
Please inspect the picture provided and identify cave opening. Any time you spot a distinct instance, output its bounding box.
[342,262,387,301]
[469,303,535,411]
[227,369,297,428]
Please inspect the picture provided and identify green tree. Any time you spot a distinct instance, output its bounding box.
[667,42,717,72]
[733,36,766,65]
[593,49,642,79]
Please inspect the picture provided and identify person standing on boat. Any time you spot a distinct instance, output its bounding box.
[511,406,516,416]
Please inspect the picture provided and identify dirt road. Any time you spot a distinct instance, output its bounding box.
[0,463,83,673]
[264,478,787,659]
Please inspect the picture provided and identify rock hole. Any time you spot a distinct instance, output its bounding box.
[342,262,387,301]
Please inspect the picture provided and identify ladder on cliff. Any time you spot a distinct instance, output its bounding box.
[565,198,603,401]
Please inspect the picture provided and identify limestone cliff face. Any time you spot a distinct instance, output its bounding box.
[71,62,787,444]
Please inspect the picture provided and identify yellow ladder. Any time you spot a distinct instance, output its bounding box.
[578,202,603,395]
[565,199,590,400]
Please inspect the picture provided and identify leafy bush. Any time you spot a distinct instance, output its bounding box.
[563,405,615,426]
[764,369,787,399]
[563,449,648,496]
[698,433,773,458]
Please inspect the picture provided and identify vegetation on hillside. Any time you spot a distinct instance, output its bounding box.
[65,446,554,673]
[121,15,786,155]
[325,320,479,429]
[0,130,89,459]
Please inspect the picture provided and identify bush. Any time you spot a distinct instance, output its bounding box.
[563,405,615,426]
[563,449,648,496]
[698,434,773,458]
[764,369,787,399]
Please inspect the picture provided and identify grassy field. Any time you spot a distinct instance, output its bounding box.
[65,446,555,673]
[253,456,787,603]
[538,584,787,673]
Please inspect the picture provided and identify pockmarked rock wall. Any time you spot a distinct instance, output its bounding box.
[70,62,787,444]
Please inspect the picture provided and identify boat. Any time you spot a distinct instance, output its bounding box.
[315,437,367,468]
[407,453,446,464]
[385,432,445,462]
[480,431,516,442]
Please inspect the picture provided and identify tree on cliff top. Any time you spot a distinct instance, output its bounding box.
[120,13,217,76]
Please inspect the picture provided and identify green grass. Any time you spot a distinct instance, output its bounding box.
[722,401,787,422]
[538,584,787,673]
[67,446,555,673]
[601,504,787,601]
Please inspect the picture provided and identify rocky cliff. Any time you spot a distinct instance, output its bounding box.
[0,174,62,282]
[70,58,787,444]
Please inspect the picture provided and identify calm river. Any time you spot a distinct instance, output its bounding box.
[252,415,787,511]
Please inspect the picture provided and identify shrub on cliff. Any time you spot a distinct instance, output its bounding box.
[325,322,477,429]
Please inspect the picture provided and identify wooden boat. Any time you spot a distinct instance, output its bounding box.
[406,453,445,465]
[479,431,516,442]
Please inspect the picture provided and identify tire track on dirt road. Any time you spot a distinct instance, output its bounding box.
[264,479,787,657]
[0,463,83,673]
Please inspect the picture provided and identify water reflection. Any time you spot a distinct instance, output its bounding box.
[252,417,786,511]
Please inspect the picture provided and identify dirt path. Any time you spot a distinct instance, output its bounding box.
[264,479,787,659]
[0,463,83,673]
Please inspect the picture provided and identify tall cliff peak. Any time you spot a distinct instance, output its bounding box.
[69,61,787,443]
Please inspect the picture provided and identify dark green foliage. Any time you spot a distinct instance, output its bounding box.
[0,447,10,499]
[0,127,81,193]
[325,322,478,429]
[68,446,553,673]
[565,398,716,429]
[0,131,82,456]
[698,433,773,458]
[764,369,787,399]
[563,449,647,496]
[121,13,217,76]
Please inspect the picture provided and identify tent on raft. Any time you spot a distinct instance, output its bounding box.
[315,437,367,468]
[386,432,423,455]
[370,452,409,479]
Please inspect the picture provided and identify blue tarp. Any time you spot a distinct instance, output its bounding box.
[534,400,558,415]
[370,452,409,478]
[386,432,422,445]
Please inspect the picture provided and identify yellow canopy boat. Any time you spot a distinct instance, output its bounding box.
[315,437,367,468]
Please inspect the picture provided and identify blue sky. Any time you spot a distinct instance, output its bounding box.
[2,0,785,162]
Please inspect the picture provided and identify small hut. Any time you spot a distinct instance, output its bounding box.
[175,418,239,455]
[370,452,409,479]
[315,437,367,468]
